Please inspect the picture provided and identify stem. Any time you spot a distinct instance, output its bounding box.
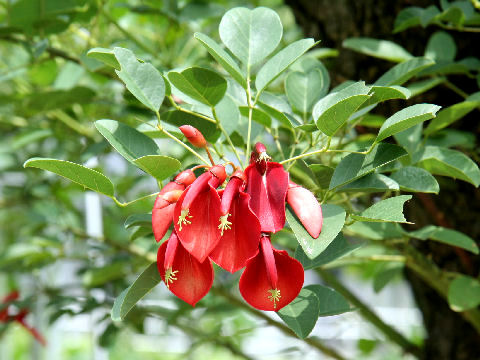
[156,112,210,165]
[204,146,215,166]
[244,72,253,168]
[212,287,346,360]
[281,137,331,165]
[444,80,469,99]
[211,107,243,166]
[317,269,422,358]
[169,96,216,123]
[436,22,480,33]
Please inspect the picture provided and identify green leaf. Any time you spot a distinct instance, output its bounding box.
[95,120,160,165]
[313,81,371,136]
[86,47,120,70]
[373,264,404,293]
[194,32,247,88]
[425,31,456,61]
[308,164,335,189]
[167,67,227,107]
[350,195,412,223]
[255,38,316,94]
[426,129,476,149]
[24,158,114,197]
[448,275,480,311]
[214,94,240,134]
[409,226,479,254]
[347,222,405,240]
[343,38,413,63]
[285,69,328,114]
[219,7,282,66]
[113,47,165,112]
[162,110,220,143]
[257,101,293,128]
[390,166,439,193]
[305,284,351,317]
[287,204,346,259]
[329,143,408,190]
[124,214,152,229]
[295,233,365,270]
[277,288,320,339]
[407,77,445,97]
[133,155,181,181]
[393,123,423,154]
[364,86,411,107]
[239,106,271,127]
[338,173,399,192]
[83,261,129,288]
[374,57,435,86]
[111,263,161,321]
[413,146,480,187]
[424,101,478,135]
[393,7,423,33]
[376,104,441,142]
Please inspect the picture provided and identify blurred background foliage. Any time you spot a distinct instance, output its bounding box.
[0,0,479,359]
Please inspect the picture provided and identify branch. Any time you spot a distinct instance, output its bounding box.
[316,269,423,358]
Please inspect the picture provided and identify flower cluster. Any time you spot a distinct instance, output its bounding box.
[153,130,323,311]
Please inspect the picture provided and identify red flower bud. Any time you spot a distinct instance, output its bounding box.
[179,125,207,148]
[287,182,323,239]
[174,169,196,187]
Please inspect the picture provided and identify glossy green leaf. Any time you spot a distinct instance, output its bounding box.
[343,38,413,63]
[350,195,412,223]
[390,166,439,193]
[305,285,351,317]
[277,288,320,339]
[364,86,411,107]
[95,120,160,165]
[376,104,441,142]
[413,146,480,187]
[426,129,476,149]
[393,123,423,154]
[256,38,316,93]
[24,158,114,197]
[219,7,282,66]
[286,69,328,114]
[308,164,335,189]
[338,173,399,192]
[313,81,371,136]
[133,155,181,181]
[239,106,271,127]
[374,57,435,86]
[214,94,240,134]
[448,276,480,311]
[329,143,408,190]
[393,7,423,33]
[111,263,161,321]
[407,77,445,97]
[257,101,294,128]
[424,101,478,135]
[409,226,479,254]
[425,31,456,61]
[161,110,220,143]
[167,67,227,107]
[124,214,152,229]
[113,47,165,112]
[295,233,365,270]
[347,222,405,240]
[86,47,120,69]
[194,32,247,88]
[287,204,346,259]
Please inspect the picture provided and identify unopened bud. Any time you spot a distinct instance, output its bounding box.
[179,125,207,148]
[174,169,196,187]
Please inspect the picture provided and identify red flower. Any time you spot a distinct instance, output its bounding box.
[239,236,304,311]
[209,170,261,273]
[152,169,196,242]
[1,291,46,346]
[157,231,214,306]
[287,181,323,238]
[174,165,227,262]
[245,143,289,233]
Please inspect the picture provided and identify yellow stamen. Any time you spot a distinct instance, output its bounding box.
[257,152,271,162]
[164,267,179,288]
[268,288,281,309]
[218,213,232,236]
[177,208,192,231]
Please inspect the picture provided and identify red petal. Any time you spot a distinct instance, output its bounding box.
[152,203,175,242]
[287,186,323,238]
[239,244,304,311]
[245,162,289,233]
[174,184,222,262]
[210,192,261,273]
[220,177,242,215]
[157,237,214,306]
